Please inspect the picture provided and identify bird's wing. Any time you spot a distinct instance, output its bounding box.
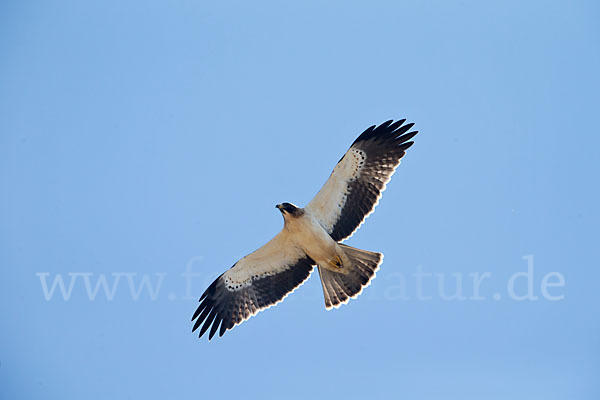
[306,120,418,242]
[192,230,314,340]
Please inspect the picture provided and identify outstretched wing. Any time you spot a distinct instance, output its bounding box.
[192,231,314,340]
[306,119,418,242]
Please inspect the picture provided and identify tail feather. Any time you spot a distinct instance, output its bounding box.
[323,273,343,305]
[318,244,383,309]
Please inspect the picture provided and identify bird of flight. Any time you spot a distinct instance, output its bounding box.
[192,119,418,340]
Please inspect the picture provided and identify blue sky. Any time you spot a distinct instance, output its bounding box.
[1,1,599,399]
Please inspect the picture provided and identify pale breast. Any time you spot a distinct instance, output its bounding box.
[287,211,337,264]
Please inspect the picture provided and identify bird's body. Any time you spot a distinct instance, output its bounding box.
[280,205,347,274]
[192,119,419,340]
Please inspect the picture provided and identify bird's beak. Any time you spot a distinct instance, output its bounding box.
[276,204,282,210]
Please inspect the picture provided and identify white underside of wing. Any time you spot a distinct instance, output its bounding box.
[218,230,315,331]
[306,146,403,242]
[222,230,305,290]
[305,147,366,235]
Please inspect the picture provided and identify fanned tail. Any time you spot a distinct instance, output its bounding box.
[318,244,383,309]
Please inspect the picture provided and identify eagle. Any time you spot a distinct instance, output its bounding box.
[192,119,418,340]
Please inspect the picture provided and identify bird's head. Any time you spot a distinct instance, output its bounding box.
[276,202,303,218]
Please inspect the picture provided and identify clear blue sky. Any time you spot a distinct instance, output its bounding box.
[1,1,599,399]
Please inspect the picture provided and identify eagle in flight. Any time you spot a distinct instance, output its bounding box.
[192,119,418,340]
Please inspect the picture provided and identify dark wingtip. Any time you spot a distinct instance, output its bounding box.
[398,141,415,152]
[399,122,415,133]
[388,119,406,132]
[208,317,221,340]
[353,119,417,145]
[397,130,419,144]
[219,320,229,337]
[191,305,202,322]
[379,119,394,129]
[192,300,213,332]
[198,310,216,338]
